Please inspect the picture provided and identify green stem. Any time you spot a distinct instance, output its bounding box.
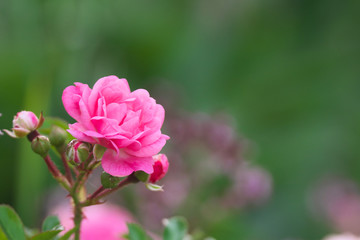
[84,174,138,206]
[43,155,71,191]
[61,152,73,185]
[73,193,82,240]
[70,154,94,239]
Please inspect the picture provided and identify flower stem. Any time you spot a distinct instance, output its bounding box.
[70,154,94,239]
[73,194,82,240]
[89,186,104,199]
[84,174,139,206]
[61,152,73,185]
[43,155,71,191]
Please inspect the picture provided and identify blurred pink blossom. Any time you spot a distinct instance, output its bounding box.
[309,177,360,234]
[323,233,360,240]
[52,203,134,240]
[62,76,169,177]
[0,113,3,135]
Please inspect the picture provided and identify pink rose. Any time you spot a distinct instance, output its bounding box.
[3,111,42,138]
[149,154,169,183]
[62,76,169,177]
[52,203,133,240]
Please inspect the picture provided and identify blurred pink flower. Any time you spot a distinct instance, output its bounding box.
[225,164,273,207]
[149,154,169,183]
[323,233,360,240]
[309,177,360,234]
[0,113,3,135]
[62,76,169,177]
[53,203,134,240]
[3,111,42,138]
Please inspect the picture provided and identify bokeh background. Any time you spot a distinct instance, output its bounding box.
[1,0,360,239]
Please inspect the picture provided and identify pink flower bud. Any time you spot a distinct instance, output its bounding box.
[3,111,42,138]
[66,140,91,165]
[149,154,169,183]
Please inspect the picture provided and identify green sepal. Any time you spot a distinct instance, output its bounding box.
[93,144,106,160]
[134,171,149,183]
[101,172,122,189]
[31,136,51,157]
[145,183,163,192]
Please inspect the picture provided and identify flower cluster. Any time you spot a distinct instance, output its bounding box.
[62,76,169,177]
[3,76,170,240]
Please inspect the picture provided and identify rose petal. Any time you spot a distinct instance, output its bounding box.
[88,76,130,114]
[102,149,154,177]
[106,103,127,123]
[124,134,168,157]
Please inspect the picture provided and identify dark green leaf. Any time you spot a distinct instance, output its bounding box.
[42,215,61,232]
[30,230,62,240]
[163,217,188,240]
[0,205,26,240]
[127,223,152,240]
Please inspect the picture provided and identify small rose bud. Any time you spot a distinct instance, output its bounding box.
[66,140,90,165]
[149,154,169,183]
[93,144,106,161]
[31,135,51,157]
[49,126,67,147]
[3,111,43,138]
[101,171,122,189]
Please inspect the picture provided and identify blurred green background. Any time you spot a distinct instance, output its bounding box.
[1,0,360,239]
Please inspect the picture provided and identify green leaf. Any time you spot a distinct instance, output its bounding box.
[30,230,62,240]
[163,217,188,240]
[126,223,152,240]
[58,228,75,240]
[0,205,26,240]
[42,215,61,232]
[0,228,8,240]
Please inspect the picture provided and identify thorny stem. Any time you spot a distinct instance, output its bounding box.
[28,130,140,239]
[73,194,82,240]
[70,154,95,240]
[61,152,73,185]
